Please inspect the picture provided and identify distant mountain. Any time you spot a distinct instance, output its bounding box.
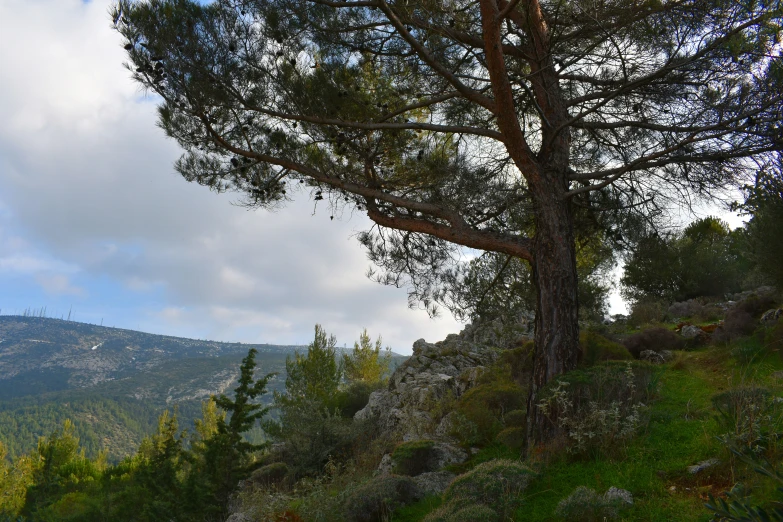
[0,316,300,461]
[0,316,301,398]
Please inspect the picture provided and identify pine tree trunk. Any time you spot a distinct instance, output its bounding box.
[525,184,580,448]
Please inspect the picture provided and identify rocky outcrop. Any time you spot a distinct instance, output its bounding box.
[355,321,526,442]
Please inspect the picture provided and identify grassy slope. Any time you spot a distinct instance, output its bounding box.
[395,340,783,522]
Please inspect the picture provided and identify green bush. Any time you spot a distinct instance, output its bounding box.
[499,341,534,386]
[494,427,525,452]
[249,462,289,488]
[537,362,657,455]
[452,380,526,446]
[712,387,783,454]
[554,486,619,522]
[580,331,632,367]
[622,327,684,358]
[503,409,526,428]
[334,381,382,419]
[442,459,535,518]
[392,440,437,476]
[423,502,500,522]
[628,299,667,327]
[343,475,423,522]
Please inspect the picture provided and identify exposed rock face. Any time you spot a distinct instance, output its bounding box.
[355,321,526,442]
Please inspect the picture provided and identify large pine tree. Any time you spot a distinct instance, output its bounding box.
[115,0,783,444]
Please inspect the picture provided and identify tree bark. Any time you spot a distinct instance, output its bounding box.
[525,178,580,448]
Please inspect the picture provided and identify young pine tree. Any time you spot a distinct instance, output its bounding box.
[342,329,391,385]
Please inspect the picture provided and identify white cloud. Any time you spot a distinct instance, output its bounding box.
[0,0,461,354]
[36,274,85,297]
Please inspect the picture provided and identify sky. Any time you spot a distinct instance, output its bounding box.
[0,0,746,354]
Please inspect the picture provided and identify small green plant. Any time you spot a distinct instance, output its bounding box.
[537,362,655,456]
[423,503,500,522]
[706,439,783,521]
[712,387,783,454]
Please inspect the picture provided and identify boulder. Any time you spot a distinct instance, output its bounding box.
[356,321,524,441]
[680,324,706,340]
[687,458,720,474]
[639,350,673,364]
[604,486,634,506]
[761,308,783,326]
[413,471,456,496]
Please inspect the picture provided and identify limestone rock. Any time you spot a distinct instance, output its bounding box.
[356,321,523,441]
[413,471,456,496]
[604,486,633,506]
[761,308,783,326]
[687,458,720,474]
[376,453,394,476]
[639,350,673,364]
[680,324,705,340]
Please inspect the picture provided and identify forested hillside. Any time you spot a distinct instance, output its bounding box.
[0,317,294,461]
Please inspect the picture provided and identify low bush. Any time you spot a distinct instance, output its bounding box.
[537,362,657,456]
[441,459,535,517]
[423,503,500,522]
[503,409,526,428]
[668,299,705,320]
[712,387,783,454]
[713,309,758,344]
[392,440,437,476]
[734,295,778,318]
[249,462,289,488]
[334,381,382,419]
[494,427,525,452]
[580,330,632,366]
[499,341,534,387]
[343,475,423,522]
[451,379,526,447]
[628,300,666,327]
[622,327,684,358]
[554,486,621,522]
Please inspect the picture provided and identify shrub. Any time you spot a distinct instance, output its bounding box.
[249,462,289,488]
[622,327,684,359]
[495,427,525,452]
[628,299,667,327]
[668,299,705,319]
[499,341,534,386]
[712,387,783,454]
[442,459,535,518]
[503,409,526,428]
[554,486,620,522]
[730,337,767,364]
[452,380,526,446]
[424,503,500,522]
[343,475,423,522]
[734,295,778,318]
[537,362,657,455]
[580,330,632,366]
[392,440,437,476]
[334,381,381,419]
[713,309,758,344]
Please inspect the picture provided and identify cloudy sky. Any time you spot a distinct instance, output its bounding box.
[0,0,746,354]
[0,0,471,353]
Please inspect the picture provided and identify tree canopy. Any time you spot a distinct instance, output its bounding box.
[115,0,783,443]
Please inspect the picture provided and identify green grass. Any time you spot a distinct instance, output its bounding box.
[392,338,783,522]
